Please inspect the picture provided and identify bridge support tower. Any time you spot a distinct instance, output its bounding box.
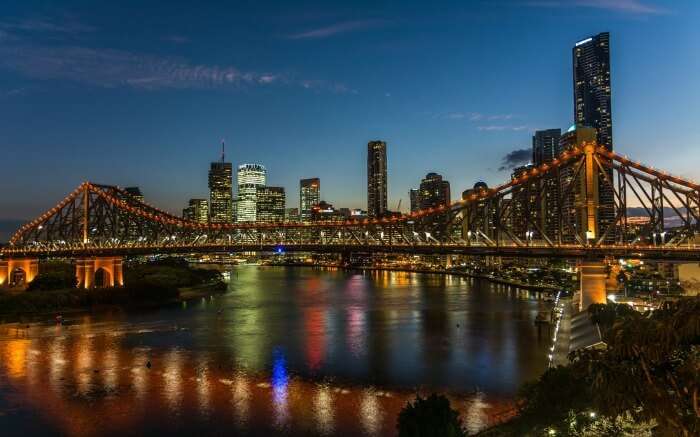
[578,260,607,310]
[0,258,39,288]
[76,257,124,288]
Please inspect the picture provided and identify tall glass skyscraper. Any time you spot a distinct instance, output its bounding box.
[367,140,387,218]
[573,32,612,151]
[299,178,320,222]
[256,186,285,223]
[182,198,209,223]
[533,129,562,242]
[236,164,266,222]
[573,32,615,242]
[208,152,233,223]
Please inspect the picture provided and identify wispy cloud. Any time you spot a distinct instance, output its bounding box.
[287,19,386,40]
[478,125,530,132]
[162,35,190,44]
[525,0,670,15]
[437,112,516,122]
[0,17,96,34]
[0,18,351,93]
[498,148,532,171]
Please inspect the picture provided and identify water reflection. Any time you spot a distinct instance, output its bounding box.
[0,267,547,436]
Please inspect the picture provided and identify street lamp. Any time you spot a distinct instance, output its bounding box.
[660,231,666,245]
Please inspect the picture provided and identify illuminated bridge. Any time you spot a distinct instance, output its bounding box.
[2,140,699,307]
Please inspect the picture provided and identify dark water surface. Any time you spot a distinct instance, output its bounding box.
[0,266,553,436]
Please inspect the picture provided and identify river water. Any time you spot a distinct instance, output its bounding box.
[0,266,553,436]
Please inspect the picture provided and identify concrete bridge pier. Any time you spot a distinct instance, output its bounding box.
[578,260,608,310]
[0,258,39,287]
[76,257,124,288]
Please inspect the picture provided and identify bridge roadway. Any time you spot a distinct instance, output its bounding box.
[3,242,700,262]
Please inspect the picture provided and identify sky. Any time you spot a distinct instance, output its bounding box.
[1,0,699,225]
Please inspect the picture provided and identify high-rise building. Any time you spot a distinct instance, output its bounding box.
[367,140,388,218]
[533,129,562,242]
[409,188,420,212]
[285,207,299,222]
[299,178,320,222]
[418,173,451,210]
[182,198,209,223]
[311,201,345,222]
[256,186,285,223]
[124,187,144,203]
[573,33,615,242]
[208,144,233,223]
[511,164,539,240]
[236,164,266,222]
[574,32,612,151]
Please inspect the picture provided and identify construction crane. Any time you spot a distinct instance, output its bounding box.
[396,198,402,212]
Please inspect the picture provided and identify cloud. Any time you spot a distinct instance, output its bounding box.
[525,0,670,15]
[498,148,532,171]
[162,35,190,44]
[0,43,350,92]
[287,19,386,40]
[0,18,96,34]
[478,125,530,131]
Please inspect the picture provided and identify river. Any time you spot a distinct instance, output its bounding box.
[0,266,553,436]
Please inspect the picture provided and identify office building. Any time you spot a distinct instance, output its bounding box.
[124,187,144,203]
[209,146,233,223]
[256,186,285,223]
[300,178,320,222]
[311,201,345,222]
[511,164,539,240]
[367,140,388,218]
[409,188,420,212]
[182,198,209,224]
[285,207,299,222]
[236,164,266,222]
[418,173,451,210]
[532,129,562,241]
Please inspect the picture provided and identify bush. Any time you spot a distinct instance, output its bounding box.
[397,393,466,437]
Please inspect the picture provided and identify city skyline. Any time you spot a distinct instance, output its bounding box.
[2,1,699,223]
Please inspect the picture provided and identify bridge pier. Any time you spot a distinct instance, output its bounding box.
[0,258,39,288]
[76,257,124,288]
[578,260,608,310]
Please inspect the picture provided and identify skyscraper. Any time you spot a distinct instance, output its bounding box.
[124,187,144,203]
[533,129,562,242]
[183,198,209,223]
[367,140,387,218]
[409,188,420,213]
[418,173,450,210]
[573,32,612,151]
[236,163,266,222]
[208,144,233,223]
[573,33,615,242]
[256,186,285,223]
[299,178,320,222]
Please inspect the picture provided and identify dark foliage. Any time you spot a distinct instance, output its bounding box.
[397,393,466,437]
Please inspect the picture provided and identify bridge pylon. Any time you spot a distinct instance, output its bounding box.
[0,258,39,288]
[578,259,608,311]
[76,257,124,288]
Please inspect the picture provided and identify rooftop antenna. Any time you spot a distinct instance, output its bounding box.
[221,139,225,163]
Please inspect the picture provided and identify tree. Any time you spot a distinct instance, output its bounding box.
[397,393,466,437]
[572,298,700,436]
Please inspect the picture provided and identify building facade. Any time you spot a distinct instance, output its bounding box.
[208,161,233,223]
[256,186,285,223]
[236,164,266,222]
[367,140,388,218]
[573,33,616,242]
[182,198,209,224]
[418,173,450,210]
[533,129,562,242]
[299,178,320,222]
[409,188,420,213]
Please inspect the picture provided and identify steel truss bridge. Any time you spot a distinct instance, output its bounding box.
[3,143,700,262]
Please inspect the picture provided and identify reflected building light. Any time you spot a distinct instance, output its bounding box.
[271,348,289,429]
[163,349,184,412]
[463,391,490,435]
[346,306,366,357]
[196,355,211,416]
[231,373,250,428]
[314,385,335,435]
[102,348,119,390]
[3,339,29,379]
[131,348,150,402]
[360,388,383,436]
[75,336,94,395]
[49,336,67,394]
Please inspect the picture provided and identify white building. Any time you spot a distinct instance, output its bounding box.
[236,164,266,222]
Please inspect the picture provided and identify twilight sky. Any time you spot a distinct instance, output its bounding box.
[1,0,698,222]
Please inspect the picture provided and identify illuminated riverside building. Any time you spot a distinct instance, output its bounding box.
[367,140,388,218]
[236,164,266,222]
[209,150,233,223]
[419,173,450,209]
[285,207,299,222]
[299,178,320,222]
[510,164,539,240]
[256,187,285,223]
[124,187,144,203]
[573,32,615,242]
[311,201,345,222]
[182,198,209,223]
